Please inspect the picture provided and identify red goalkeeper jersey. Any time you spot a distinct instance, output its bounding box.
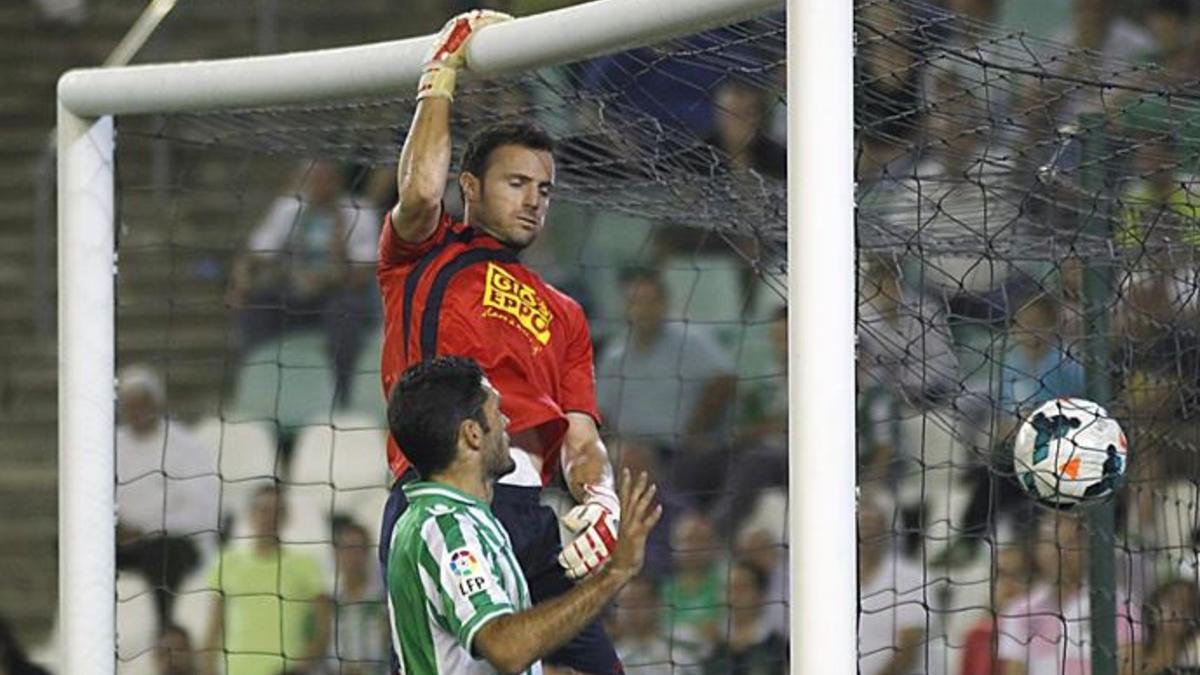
[377,210,601,484]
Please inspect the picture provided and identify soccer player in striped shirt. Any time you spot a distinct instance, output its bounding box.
[386,357,662,675]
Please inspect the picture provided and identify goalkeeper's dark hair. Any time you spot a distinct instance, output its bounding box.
[460,121,556,178]
[387,356,490,478]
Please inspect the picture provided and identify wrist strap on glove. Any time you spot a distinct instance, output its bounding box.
[416,65,457,102]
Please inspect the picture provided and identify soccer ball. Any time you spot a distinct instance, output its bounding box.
[1012,397,1128,508]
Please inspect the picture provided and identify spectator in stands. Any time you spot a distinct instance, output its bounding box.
[0,614,51,675]
[958,544,1034,675]
[116,364,220,629]
[703,559,786,675]
[614,438,690,580]
[608,576,672,675]
[327,520,387,675]
[857,256,962,550]
[708,80,785,180]
[1029,0,1156,127]
[941,292,1086,565]
[155,624,196,675]
[1111,142,1200,353]
[201,484,332,675]
[933,0,1054,161]
[1114,136,1193,252]
[854,0,931,155]
[1144,0,1196,73]
[596,266,736,452]
[711,305,788,532]
[226,160,380,407]
[998,293,1085,421]
[1116,365,1200,581]
[857,255,959,429]
[995,512,1141,675]
[660,510,726,670]
[857,496,932,675]
[1127,578,1200,674]
[734,528,787,640]
[1060,0,1157,64]
[734,305,787,445]
[1115,252,1200,355]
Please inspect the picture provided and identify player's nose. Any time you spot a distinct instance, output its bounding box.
[522,185,541,208]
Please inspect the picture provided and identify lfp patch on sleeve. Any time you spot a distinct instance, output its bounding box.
[448,548,490,595]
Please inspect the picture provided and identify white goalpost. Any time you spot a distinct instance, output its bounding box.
[788,1,856,674]
[55,0,854,672]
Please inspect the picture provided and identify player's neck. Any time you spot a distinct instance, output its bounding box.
[465,212,497,241]
[427,470,493,504]
[467,215,526,252]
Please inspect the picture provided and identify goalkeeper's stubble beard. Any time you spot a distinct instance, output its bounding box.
[470,181,544,251]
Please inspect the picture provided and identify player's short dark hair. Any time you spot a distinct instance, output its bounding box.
[460,121,556,179]
[387,356,490,478]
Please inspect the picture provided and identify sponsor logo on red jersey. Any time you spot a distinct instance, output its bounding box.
[482,262,553,350]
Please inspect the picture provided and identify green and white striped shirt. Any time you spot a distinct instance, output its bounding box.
[387,481,540,675]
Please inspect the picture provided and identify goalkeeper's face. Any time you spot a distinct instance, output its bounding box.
[463,144,555,250]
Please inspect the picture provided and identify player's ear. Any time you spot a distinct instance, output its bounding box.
[459,417,484,451]
[460,172,480,203]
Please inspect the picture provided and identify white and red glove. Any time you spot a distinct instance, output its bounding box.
[557,483,621,580]
[417,9,512,102]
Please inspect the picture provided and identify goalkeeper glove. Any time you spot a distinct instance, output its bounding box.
[417,9,512,102]
[557,483,621,580]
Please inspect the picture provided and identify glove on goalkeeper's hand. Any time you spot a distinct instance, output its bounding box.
[417,9,512,101]
[557,483,621,580]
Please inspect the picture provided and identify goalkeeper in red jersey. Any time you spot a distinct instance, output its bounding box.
[376,10,624,674]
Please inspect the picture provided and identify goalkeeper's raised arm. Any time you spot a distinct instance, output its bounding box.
[391,9,510,244]
[376,9,629,672]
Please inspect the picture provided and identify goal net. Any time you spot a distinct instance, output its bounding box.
[64,0,1200,673]
[855,1,1200,673]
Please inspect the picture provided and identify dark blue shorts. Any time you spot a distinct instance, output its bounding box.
[380,469,624,674]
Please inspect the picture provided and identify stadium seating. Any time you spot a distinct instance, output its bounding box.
[115,572,157,675]
[283,413,390,547]
[191,416,280,537]
[229,331,337,431]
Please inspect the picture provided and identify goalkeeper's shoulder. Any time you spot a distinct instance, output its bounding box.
[538,277,588,315]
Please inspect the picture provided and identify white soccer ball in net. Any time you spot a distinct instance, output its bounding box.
[1013,397,1129,508]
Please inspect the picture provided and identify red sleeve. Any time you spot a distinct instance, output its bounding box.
[558,301,601,424]
[378,208,450,267]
